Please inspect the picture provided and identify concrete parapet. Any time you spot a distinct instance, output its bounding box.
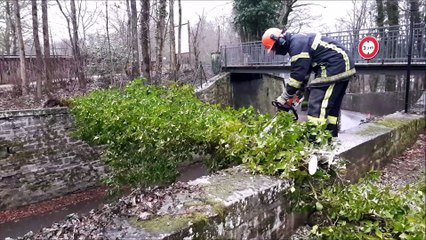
[337,112,425,182]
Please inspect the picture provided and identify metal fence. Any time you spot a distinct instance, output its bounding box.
[221,23,426,67]
[221,41,289,67]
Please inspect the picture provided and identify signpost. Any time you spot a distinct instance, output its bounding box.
[358,36,379,60]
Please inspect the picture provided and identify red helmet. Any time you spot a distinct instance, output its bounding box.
[262,28,283,53]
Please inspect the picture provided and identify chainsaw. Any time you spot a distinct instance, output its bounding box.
[271,90,304,121]
[262,90,304,135]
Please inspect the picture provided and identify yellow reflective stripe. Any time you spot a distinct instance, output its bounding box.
[318,41,350,71]
[307,115,326,124]
[327,116,338,125]
[321,65,327,78]
[288,77,302,88]
[311,33,321,50]
[308,115,337,125]
[291,52,310,62]
[320,84,335,120]
[313,68,356,84]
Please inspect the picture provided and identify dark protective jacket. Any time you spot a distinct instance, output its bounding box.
[276,32,356,95]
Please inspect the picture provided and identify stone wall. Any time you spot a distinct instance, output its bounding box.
[0,108,105,210]
[15,111,424,239]
[116,113,424,240]
[195,72,233,106]
[232,73,284,115]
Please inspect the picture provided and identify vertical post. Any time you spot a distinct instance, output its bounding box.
[223,47,227,70]
[404,2,414,113]
[187,21,191,66]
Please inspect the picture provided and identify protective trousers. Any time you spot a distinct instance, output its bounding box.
[307,80,350,137]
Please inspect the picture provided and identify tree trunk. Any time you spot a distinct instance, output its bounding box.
[191,16,206,85]
[155,0,167,83]
[13,0,27,95]
[125,0,132,77]
[70,0,86,90]
[140,0,151,82]
[41,0,51,94]
[169,0,177,81]
[105,0,114,83]
[278,0,297,28]
[130,0,140,79]
[55,0,73,54]
[409,0,422,57]
[177,0,182,74]
[32,0,44,99]
[7,0,17,55]
[4,0,12,55]
[386,0,399,58]
[375,0,385,51]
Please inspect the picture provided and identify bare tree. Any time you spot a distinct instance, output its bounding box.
[278,0,297,28]
[140,0,151,82]
[177,0,182,75]
[4,0,17,55]
[169,0,177,81]
[13,0,27,95]
[105,0,113,82]
[130,0,140,79]
[191,13,207,85]
[78,1,101,48]
[3,1,12,55]
[70,0,86,89]
[154,0,167,83]
[41,0,51,93]
[31,0,44,99]
[336,0,370,57]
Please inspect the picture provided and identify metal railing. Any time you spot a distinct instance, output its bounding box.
[221,23,426,67]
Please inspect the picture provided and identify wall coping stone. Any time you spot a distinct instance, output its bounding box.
[195,72,230,93]
[0,108,69,119]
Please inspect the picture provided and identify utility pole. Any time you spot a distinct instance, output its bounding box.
[404,0,414,113]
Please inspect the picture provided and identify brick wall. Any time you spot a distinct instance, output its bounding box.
[0,108,105,210]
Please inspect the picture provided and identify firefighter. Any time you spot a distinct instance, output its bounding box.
[261,28,356,137]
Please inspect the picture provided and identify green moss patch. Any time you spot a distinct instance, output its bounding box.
[376,118,407,128]
[355,125,389,136]
[130,212,208,234]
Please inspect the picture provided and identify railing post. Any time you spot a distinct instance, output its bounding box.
[404,3,415,113]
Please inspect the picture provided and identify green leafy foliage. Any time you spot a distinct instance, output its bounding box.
[70,78,330,189]
[233,0,281,41]
[310,174,426,240]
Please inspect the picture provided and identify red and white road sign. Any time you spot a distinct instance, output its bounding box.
[358,36,379,60]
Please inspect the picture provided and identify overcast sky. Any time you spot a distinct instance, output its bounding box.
[178,0,355,30]
[46,0,355,42]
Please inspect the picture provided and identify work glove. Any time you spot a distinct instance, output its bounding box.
[272,90,294,112]
[277,89,295,105]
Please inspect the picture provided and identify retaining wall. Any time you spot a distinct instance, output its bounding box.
[14,112,424,239]
[0,108,105,210]
[116,113,425,239]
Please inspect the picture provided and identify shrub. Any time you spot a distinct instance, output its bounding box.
[70,78,330,189]
[310,174,426,240]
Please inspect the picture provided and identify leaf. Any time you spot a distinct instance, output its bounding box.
[316,202,323,211]
[375,229,383,239]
